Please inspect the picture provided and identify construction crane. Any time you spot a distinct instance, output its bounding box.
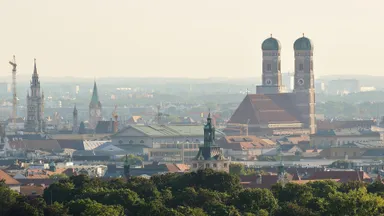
[9,55,17,131]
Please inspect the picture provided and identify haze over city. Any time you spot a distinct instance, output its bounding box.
[1,0,383,78]
[2,1,384,215]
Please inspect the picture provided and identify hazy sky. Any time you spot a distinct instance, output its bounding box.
[0,0,383,78]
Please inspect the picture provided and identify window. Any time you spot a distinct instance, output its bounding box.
[128,140,134,144]
[140,140,145,144]
[213,163,217,168]
[267,64,272,71]
[118,140,123,144]
[224,163,228,168]
[299,64,304,71]
[206,164,210,168]
[193,163,197,168]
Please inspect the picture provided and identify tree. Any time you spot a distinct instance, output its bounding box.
[234,188,278,213]
[325,187,384,216]
[44,181,75,204]
[78,122,86,134]
[67,199,124,216]
[44,202,69,216]
[120,154,143,166]
[0,181,19,215]
[176,206,208,216]
[229,163,245,176]
[274,202,317,216]
[271,183,313,206]
[49,173,69,180]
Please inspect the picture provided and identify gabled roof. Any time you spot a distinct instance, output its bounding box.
[217,135,275,151]
[95,121,117,134]
[308,170,371,182]
[57,140,85,150]
[0,169,20,185]
[228,94,301,125]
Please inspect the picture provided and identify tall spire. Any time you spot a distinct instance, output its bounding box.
[90,81,100,106]
[203,110,215,147]
[33,58,37,75]
[73,104,78,115]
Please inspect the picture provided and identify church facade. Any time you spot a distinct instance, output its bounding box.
[228,35,316,135]
[25,59,45,132]
[89,82,102,130]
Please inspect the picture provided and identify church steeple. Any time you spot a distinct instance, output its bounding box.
[72,104,79,134]
[204,111,215,147]
[90,81,100,107]
[89,81,102,130]
[31,59,40,90]
[25,59,44,133]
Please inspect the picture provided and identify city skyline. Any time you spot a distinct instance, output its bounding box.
[0,0,383,78]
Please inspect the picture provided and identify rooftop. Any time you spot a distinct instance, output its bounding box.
[115,124,225,137]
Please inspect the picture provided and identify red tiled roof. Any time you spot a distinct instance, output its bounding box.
[20,185,45,196]
[217,135,275,150]
[228,94,301,125]
[291,179,340,184]
[0,169,20,185]
[308,171,371,182]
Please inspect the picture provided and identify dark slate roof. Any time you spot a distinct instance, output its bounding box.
[95,121,116,134]
[9,140,61,151]
[362,149,384,157]
[228,94,301,125]
[7,134,47,141]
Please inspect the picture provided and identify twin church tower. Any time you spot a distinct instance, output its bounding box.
[257,34,314,96]
[229,34,316,134]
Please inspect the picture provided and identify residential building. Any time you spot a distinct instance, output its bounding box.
[217,135,275,160]
[310,128,381,148]
[0,169,20,192]
[111,124,224,149]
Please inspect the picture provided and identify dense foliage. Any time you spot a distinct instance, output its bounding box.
[2,170,384,215]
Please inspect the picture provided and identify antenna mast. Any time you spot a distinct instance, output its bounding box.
[9,55,17,132]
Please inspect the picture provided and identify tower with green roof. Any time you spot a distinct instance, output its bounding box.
[257,34,284,94]
[293,34,316,134]
[89,81,102,130]
[191,113,229,172]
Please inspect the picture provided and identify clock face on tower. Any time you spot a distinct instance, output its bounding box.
[90,110,95,115]
[266,79,272,86]
[96,110,101,116]
[298,79,305,86]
